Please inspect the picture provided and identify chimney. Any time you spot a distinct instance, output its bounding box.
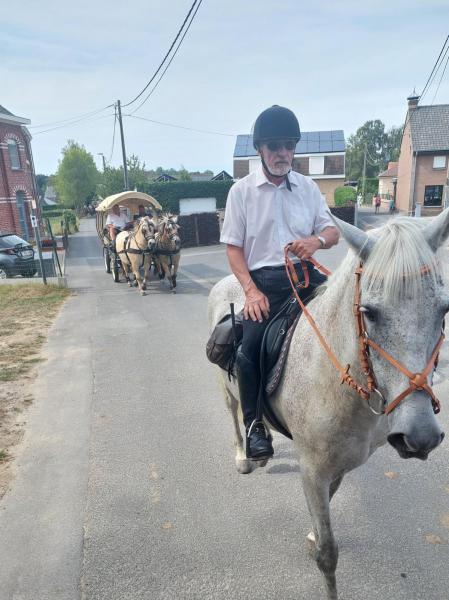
[407,88,420,110]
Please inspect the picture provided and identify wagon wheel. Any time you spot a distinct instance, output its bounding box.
[103,246,111,273]
[112,255,121,283]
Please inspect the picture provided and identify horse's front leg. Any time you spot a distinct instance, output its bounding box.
[131,258,146,295]
[300,463,339,600]
[121,259,133,287]
[171,253,180,290]
[160,258,173,291]
[143,255,151,288]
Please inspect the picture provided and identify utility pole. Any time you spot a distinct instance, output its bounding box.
[116,100,129,191]
[361,144,367,205]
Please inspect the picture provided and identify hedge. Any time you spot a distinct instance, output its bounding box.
[334,186,356,207]
[140,180,234,213]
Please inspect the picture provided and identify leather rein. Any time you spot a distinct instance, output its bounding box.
[284,245,444,416]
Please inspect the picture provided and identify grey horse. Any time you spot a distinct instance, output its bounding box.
[207,209,449,599]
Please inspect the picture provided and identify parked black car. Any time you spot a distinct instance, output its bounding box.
[0,233,37,278]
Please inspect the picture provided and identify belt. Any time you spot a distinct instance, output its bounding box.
[251,261,307,273]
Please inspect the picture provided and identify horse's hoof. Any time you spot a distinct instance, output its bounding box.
[133,281,138,287]
[140,290,147,296]
[255,458,268,468]
[128,282,132,287]
[306,531,316,557]
[142,284,147,291]
[236,458,255,474]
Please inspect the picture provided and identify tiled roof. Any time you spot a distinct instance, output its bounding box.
[378,162,398,178]
[409,104,449,152]
[234,130,345,157]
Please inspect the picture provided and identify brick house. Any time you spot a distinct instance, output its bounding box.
[233,130,346,205]
[378,161,398,199]
[0,104,38,238]
[396,93,449,215]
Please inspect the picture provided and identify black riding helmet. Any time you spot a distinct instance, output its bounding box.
[252,105,301,149]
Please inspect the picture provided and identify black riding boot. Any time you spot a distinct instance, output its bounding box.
[236,351,273,460]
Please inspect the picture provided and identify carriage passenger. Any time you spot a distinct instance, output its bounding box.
[220,105,339,460]
[106,205,129,242]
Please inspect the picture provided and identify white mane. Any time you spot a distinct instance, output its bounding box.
[362,218,441,302]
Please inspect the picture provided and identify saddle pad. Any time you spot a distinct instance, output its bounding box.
[265,314,300,396]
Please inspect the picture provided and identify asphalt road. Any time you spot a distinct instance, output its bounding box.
[0,218,448,600]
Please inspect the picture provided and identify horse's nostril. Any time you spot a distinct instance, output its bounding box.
[440,432,445,443]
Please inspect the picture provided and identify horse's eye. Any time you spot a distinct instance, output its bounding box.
[360,306,378,322]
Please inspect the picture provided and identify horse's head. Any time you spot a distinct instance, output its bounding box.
[334,210,449,460]
[137,216,156,250]
[159,214,181,249]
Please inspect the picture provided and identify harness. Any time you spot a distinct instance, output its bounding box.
[118,221,154,267]
[284,245,444,416]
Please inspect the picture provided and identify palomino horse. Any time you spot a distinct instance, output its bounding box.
[208,210,449,599]
[116,216,156,295]
[154,214,181,292]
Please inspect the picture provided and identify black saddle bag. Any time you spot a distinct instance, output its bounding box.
[206,311,243,371]
[261,296,300,374]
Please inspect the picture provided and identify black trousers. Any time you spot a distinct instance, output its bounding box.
[237,261,327,427]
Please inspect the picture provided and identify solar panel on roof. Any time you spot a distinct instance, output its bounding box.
[319,131,333,141]
[332,141,345,151]
[331,131,344,141]
[318,141,333,153]
[307,141,320,152]
[308,132,320,141]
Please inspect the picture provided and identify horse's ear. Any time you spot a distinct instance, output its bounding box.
[329,213,374,261]
[422,207,449,252]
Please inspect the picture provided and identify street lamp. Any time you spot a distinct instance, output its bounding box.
[98,153,106,172]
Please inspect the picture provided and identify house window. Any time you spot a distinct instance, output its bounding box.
[433,156,446,169]
[424,185,443,207]
[309,156,324,175]
[15,191,30,238]
[7,139,21,170]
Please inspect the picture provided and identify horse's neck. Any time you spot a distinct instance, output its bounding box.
[292,255,361,379]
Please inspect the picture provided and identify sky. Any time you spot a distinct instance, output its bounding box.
[1,0,449,176]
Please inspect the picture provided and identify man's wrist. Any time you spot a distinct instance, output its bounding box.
[315,235,326,249]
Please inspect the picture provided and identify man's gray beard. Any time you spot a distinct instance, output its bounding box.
[270,163,291,176]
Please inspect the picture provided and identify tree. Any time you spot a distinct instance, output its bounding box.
[54,140,99,209]
[345,120,402,181]
[35,174,49,199]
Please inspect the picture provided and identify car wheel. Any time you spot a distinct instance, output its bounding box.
[0,267,8,279]
[112,259,120,283]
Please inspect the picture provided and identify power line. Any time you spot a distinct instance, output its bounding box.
[108,106,118,164]
[431,49,449,104]
[123,0,201,108]
[28,104,114,130]
[128,0,203,115]
[419,35,449,103]
[125,113,235,137]
[32,112,115,136]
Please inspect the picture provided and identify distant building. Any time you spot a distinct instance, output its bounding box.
[396,92,449,214]
[154,173,178,182]
[211,170,233,181]
[190,173,213,182]
[233,130,346,204]
[378,161,398,198]
[0,104,37,238]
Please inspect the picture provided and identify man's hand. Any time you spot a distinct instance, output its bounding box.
[244,283,270,322]
[288,237,321,260]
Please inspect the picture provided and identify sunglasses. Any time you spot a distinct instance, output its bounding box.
[266,139,297,152]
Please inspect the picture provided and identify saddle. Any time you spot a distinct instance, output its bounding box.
[206,295,304,439]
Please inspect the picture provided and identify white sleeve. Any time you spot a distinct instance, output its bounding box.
[312,183,334,234]
[220,184,246,247]
[105,215,112,226]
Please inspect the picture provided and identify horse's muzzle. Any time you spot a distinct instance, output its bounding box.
[388,430,445,460]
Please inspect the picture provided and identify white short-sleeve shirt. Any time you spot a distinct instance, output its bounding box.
[105,213,127,229]
[220,167,334,271]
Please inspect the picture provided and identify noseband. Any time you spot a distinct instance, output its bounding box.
[284,247,444,416]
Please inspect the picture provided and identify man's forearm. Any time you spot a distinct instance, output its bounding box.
[226,245,256,292]
[317,226,339,249]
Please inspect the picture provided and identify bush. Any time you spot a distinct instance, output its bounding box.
[140,180,234,213]
[334,186,357,206]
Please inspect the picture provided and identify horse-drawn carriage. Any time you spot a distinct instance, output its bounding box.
[96,191,181,294]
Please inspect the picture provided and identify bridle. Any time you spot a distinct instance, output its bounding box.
[284,246,445,416]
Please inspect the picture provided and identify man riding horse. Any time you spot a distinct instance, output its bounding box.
[220,105,339,461]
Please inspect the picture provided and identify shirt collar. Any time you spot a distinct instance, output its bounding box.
[255,166,298,188]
